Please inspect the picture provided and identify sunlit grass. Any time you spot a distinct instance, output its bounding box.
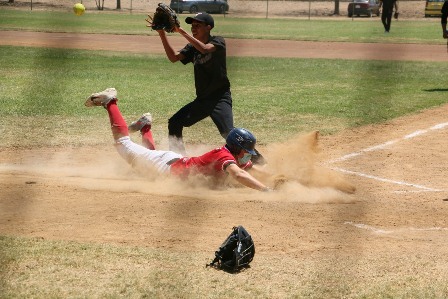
[0,9,444,44]
[1,46,447,147]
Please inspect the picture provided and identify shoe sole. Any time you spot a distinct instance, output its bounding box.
[84,88,117,107]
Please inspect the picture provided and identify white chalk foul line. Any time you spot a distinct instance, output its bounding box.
[328,122,448,164]
[393,190,445,194]
[344,221,448,234]
[331,167,443,192]
[328,140,399,163]
[344,222,393,234]
[326,122,448,192]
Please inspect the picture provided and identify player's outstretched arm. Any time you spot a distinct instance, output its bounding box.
[226,163,272,192]
[157,30,184,62]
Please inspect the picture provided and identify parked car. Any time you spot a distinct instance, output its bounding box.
[425,0,444,17]
[170,0,229,14]
[347,0,380,17]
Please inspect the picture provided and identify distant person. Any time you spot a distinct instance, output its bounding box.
[441,0,448,39]
[379,0,398,33]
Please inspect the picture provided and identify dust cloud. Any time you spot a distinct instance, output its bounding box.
[1,131,357,204]
[255,131,357,203]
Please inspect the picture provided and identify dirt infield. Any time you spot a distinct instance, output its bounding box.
[1,30,448,61]
[1,100,447,246]
[1,27,448,295]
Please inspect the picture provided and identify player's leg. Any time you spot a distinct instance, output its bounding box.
[108,112,179,173]
[84,88,129,140]
[141,126,156,150]
[168,100,210,154]
[115,137,182,173]
[386,11,392,31]
[85,88,180,173]
[168,105,188,155]
[381,12,388,31]
[106,100,129,140]
[209,91,233,139]
[128,113,155,150]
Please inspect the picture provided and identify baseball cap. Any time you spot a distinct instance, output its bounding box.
[185,12,214,29]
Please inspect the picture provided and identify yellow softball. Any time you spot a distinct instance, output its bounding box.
[73,3,85,16]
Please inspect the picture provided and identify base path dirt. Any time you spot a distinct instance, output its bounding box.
[1,30,448,61]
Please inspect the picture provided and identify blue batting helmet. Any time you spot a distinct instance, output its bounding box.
[225,128,257,155]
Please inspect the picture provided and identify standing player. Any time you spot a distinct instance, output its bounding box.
[84,88,273,192]
[441,0,448,39]
[379,0,399,33]
[150,12,233,156]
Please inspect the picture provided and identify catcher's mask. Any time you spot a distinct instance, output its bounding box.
[226,128,257,156]
[185,12,214,28]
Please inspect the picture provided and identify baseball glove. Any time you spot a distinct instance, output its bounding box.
[394,11,399,19]
[146,3,180,33]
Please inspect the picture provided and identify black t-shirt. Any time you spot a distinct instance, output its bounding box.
[180,36,230,99]
[381,0,396,10]
[442,1,448,25]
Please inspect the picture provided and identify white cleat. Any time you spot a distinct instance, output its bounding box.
[128,113,153,132]
[84,88,117,107]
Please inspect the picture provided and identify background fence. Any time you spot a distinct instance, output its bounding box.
[0,0,429,19]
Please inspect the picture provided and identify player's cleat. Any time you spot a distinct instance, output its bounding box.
[85,88,117,107]
[128,113,152,132]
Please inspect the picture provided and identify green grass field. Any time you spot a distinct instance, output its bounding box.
[0,9,445,43]
[0,45,446,147]
[1,8,448,298]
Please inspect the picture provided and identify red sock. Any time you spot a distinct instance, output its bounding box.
[106,100,129,140]
[141,125,156,150]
